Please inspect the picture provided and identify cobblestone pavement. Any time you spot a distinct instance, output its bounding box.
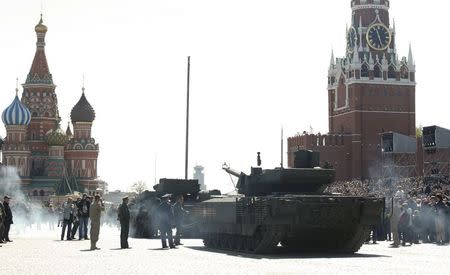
[1,227,449,275]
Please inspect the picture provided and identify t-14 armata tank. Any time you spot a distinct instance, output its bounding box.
[191,150,384,254]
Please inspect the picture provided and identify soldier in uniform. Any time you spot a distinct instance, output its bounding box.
[173,195,189,246]
[3,196,13,242]
[158,194,175,249]
[89,195,105,250]
[118,196,130,249]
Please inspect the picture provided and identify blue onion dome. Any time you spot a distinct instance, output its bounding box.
[2,95,32,126]
[70,89,95,123]
[46,126,67,146]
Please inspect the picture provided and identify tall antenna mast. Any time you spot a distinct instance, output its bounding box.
[185,56,191,180]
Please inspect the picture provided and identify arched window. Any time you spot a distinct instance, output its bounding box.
[32,112,38,117]
[388,66,396,79]
[374,65,382,78]
[361,64,369,78]
[44,112,49,117]
[39,190,45,196]
[33,190,38,196]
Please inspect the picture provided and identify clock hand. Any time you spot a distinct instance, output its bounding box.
[376,30,382,47]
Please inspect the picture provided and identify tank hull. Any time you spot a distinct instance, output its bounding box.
[193,195,384,254]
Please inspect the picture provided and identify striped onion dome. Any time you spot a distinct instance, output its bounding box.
[46,126,68,146]
[2,95,31,126]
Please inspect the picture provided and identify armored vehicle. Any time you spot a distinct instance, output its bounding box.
[130,178,220,238]
[191,150,384,254]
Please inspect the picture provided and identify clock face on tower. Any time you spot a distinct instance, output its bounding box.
[347,27,358,53]
[366,23,392,51]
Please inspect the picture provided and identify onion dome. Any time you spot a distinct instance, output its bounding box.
[70,88,95,123]
[35,14,48,33]
[46,126,68,146]
[2,93,31,126]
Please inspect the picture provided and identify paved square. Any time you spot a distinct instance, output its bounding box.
[1,226,449,275]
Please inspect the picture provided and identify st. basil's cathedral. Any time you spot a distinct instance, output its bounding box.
[0,16,100,199]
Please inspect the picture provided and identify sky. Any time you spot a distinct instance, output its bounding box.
[0,0,449,193]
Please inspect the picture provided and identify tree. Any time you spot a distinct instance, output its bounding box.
[416,125,423,138]
[130,180,148,194]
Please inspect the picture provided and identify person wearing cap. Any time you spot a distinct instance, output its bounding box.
[117,196,130,249]
[3,196,13,242]
[158,194,175,249]
[89,194,105,250]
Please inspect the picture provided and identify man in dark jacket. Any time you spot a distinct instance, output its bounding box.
[77,194,91,240]
[158,195,175,249]
[117,197,130,249]
[173,195,189,246]
[0,200,5,245]
[3,196,13,242]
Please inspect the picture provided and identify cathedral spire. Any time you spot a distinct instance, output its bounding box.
[330,49,335,67]
[26,14,52,85]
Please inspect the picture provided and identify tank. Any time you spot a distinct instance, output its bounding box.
[191,150,384,254]
[129,178,221,238]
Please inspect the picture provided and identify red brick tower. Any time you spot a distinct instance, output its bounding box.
[326,0,415,179]
[21,15,60,177]
[288,0,416,180]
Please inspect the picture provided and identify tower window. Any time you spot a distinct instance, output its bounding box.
[374,65,382,78]
[400,66,409,79]
[388,66,396,79]
[361,64,369,78]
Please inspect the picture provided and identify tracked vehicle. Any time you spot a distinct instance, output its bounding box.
[192,150,384,254]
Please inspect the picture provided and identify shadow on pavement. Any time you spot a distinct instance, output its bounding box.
[185,246,391,259]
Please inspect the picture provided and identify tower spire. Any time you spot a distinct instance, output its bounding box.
[26,14,51,85]
[82,74,85,94]
[408,43,414,66]
[15,78,19,96]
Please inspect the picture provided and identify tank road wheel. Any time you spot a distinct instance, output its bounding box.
[210,234,219,248]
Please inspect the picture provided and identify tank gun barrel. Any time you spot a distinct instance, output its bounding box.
[222,163,242,178]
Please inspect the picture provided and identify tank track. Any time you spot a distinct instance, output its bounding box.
[203,226,281,254]
[280,226,371,253]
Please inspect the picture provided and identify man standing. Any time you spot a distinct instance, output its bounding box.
[61,197,74,241]
[390,197,401,247]
[0,199,5,245]
[435,194,446,245]
[89,195,104,250]
[77,194,91,240]
[3,196,13,242]
[117,197,130,249]
[173,195,189,246]
[158,194,175,249]
[71,198,81,239]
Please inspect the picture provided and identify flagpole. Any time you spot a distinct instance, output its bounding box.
[185,56,191,180]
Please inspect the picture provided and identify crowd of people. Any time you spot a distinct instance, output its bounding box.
[0,192,189,251]
[326,177,450,247]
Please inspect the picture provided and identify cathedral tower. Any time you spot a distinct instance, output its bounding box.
[21,15,60,176]
[1,86,32,177]
[65,86,99,192]
[327,0,416,179]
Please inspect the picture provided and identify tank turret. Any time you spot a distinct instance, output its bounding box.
[223,150,335,196]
